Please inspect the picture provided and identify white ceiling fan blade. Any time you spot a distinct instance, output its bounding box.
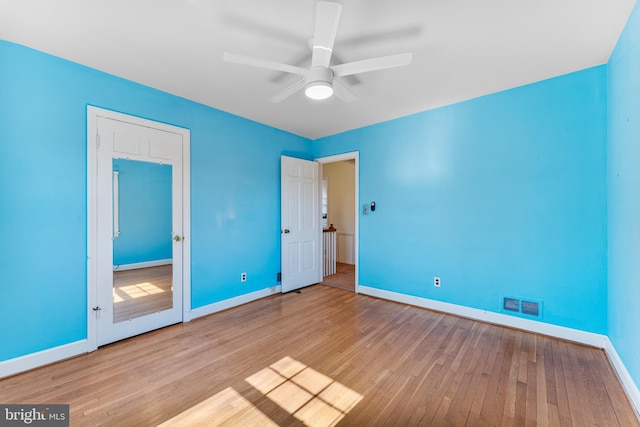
[331,53,413,77]
[311,1,342,68]
[333,79,357,103]
[269,79,306,103]
[224,52,306,76]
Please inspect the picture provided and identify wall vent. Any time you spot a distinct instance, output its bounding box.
[501,296,542,319]
[503,297,520,312]
[521,301,540,317]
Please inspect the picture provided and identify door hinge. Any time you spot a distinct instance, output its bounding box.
[92,306,102,319]
[96,133,101,150]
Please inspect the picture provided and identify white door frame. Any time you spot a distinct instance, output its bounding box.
[316,151,359,293]
[86,106,191,352]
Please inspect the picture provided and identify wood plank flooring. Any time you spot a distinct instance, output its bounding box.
[321,263,355,292]
[113,265,173,323]
[0,285,637,426]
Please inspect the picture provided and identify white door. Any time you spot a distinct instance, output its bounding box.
[281,156,322,292]
[95,116,184,346]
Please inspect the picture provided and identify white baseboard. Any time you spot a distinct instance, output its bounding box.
[188,286,282,321]
[113,259,172,271]
[603,338,640,420]
[358,286,608,348]
[0,340,87,379]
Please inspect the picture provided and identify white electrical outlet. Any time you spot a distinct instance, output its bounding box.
[434,277,441,287]
[241,272,247,282]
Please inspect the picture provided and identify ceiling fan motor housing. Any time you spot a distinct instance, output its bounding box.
[305,66,334,87]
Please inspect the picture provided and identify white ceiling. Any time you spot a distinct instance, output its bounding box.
[1,0,636,140]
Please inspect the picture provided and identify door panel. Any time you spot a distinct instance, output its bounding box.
[281,156,321,293]
[96,117,183,346]
[303,241,315,270]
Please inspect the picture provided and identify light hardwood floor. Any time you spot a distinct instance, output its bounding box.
[1,285,637,426]
[321,263,355,292]
[113,265,173,323]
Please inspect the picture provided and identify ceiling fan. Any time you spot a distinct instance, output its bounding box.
[223,1,413,103]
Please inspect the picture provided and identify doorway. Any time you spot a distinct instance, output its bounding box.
[87,107,191,350]
[317,152,359,292]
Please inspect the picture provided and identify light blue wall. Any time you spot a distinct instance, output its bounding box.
[608,0,640,394]
[314,66,609,334]
[112,159,172,266]
[0,29,633,391]
[0,40,312,361]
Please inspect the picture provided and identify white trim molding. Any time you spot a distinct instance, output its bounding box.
[316,151,359,293]
[188,286,281,321]
[87,105,191,352]
[0,340,87,379]
[358,286,609,348]
[603,338,640,420]
[113,259,172,271]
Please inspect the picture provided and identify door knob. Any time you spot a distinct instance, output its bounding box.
[283,229,290,234]
[173,235,183,242]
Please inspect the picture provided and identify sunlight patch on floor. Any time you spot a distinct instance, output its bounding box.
[113,281,165,300]
[159,356,363,426]
[158,386,278,427]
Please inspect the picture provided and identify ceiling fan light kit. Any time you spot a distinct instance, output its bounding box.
[305,82,333,100]
[223,1,413,103]
[304,66,334,100]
